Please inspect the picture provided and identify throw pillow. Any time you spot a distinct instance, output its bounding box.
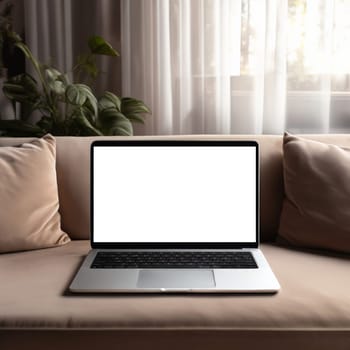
[0,135,70,253]
[278,133,350,254]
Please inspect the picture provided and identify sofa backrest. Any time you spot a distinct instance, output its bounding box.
[2,134,350,242]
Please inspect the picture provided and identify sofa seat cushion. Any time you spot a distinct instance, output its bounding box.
[0,241,349,330]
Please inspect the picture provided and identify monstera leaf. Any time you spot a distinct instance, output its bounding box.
[3,73,40,103]
[121,97,150,124]
[88,36,119,56]
[66,84,98,118]
[96,92,149,135]
[98,91,121,112]
[74,111,103,136]
[44,68,69,95]
[0,34,150,136]
[98,107,133,136]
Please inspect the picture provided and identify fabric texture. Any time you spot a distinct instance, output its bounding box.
[0,134,284,241]
[0,135,70,253]
[1,135,350,349]
[278,133,350,253]
[122,1,350,135]
[51,134,284,242]
[0,241,349,330]
[2,134,350,242]
[23,0,121,97]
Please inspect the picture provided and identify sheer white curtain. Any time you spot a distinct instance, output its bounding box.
[121,0,350,135]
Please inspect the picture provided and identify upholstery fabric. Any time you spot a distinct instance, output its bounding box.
[0,135,285,241]
[278,133,350,253]
[0,240,349,330]
[1,134,350,349]
[1,134,350,243]
[0,135,70,253]
[52,135,285,242]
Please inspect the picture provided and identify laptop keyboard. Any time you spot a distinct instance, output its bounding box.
[91,251,258,269]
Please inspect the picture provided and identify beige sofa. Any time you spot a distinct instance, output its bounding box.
[0,135,349,350]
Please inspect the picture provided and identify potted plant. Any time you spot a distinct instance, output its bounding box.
[0,3,150,136]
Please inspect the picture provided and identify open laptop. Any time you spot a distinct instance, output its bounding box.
[69,140,280,293]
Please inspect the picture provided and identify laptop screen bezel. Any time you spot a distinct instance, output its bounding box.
[90,140,259,249]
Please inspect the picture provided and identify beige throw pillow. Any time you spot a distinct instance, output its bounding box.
[0,135,70,253]
[278,133,350,254]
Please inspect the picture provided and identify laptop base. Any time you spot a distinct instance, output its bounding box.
[69,248,280,293]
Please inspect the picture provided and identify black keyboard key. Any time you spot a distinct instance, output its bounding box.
[91,251,258,269]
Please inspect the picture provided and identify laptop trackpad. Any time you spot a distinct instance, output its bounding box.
[137,269,215,289]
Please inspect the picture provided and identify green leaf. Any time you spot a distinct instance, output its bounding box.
[45,68,67,95]
[88,36,119,56]
[121,97,151,115]
[123,106,151,116]
[0,120,44,136]
[36,116,53,132]
[65,84,97,117]
[98,108,133,135]
[14,42,33,61]
[125,114,145,124]
[85,91,98,119]
[98,91,121,112]
[75,53,98,79]
[66,84,87,106]
[74,110,103,136]
[3,73,40,103]
[82,103,96,123]
[15,42,42,79]
[45,68,61,80]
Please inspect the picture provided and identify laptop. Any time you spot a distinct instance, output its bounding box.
[69,140,280,293]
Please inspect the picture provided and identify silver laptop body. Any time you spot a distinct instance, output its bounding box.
[69,140,280,293]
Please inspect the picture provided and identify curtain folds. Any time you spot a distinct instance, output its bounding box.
[21,0,350,135]
[23,0,121,96]
[24,0,73,76]
[122,0,350,135]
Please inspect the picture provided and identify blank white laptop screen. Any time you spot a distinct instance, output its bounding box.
[93,145,257,243]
